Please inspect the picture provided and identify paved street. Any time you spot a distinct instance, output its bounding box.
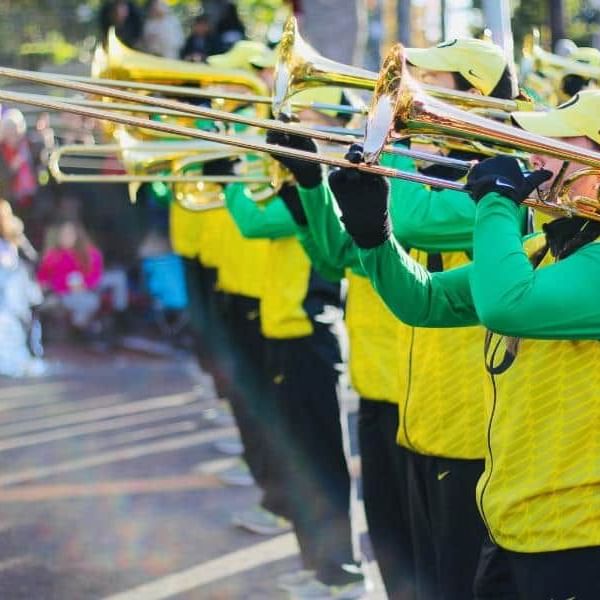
[0,344,384,600]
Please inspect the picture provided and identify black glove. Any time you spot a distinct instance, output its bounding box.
[328,145,391,249]
[266,130,322,188]
[279,183,307,226]
[465,156,552,204]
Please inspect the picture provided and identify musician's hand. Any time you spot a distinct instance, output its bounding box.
[266,130,322,188]
[465,156,552,204]
[329,145,391,249]
[279,183,307,226]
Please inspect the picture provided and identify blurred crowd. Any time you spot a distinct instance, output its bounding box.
[99,0,246,62]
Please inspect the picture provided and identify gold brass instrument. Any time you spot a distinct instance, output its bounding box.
[91,29,271,141]
[2,57,600,221]
[0,66,482,175]
[48,128,290,211]
[359,43,600,220]
[94,29,269,117]
[521,30,600,106]
[272,16,533,119]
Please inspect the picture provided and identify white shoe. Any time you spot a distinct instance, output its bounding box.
[213,437,243,456]
[290,577,367,599]
[217,460,254,487]
[203,405,235,427]
[232,506,292,536]
[277,569,316,591]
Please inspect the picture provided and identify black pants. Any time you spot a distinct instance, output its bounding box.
[182,257,206,337]
[223,294,289,519]
[358,398,416,600]
[266,323,358,586]
[475,537,600,600]
[182,261,231,396]
[407,451,486,600]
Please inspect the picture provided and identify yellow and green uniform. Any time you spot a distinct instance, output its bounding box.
[298,152,488,459]
[295,149,491,597]
[358,191,600,552]
[224,182,358,587]
[224,182,318,339]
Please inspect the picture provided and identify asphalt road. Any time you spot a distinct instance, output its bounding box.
[0,343,384,600]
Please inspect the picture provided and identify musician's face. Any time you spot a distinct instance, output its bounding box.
[413,68,456,90]
[530,136,599,197]
[58,223,77,249]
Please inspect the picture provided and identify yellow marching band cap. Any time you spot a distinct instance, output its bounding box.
[512,90,600,145]
[570,46,600,68]
[404,38,508,96]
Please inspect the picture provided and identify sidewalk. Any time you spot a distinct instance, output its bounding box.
[0,343,385,599]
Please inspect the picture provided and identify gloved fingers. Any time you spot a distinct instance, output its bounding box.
[345,143,364,164]
[468,155,522,182]
[520,168,553,198]
[266,129,291,147]
[279,113,299,124]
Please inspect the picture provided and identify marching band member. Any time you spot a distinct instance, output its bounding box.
[330,91,600,600]
[269,38,521,600]
[224,178,364,598]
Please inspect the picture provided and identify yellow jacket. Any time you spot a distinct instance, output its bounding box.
[395,250,486,460]
[345,271,403,403]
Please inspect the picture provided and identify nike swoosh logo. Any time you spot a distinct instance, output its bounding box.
[437,470,451,481]
[494,178,515,192]
[468,69,482,79]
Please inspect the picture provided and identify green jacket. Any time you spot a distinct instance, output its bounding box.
[224,182,344,283]
[358,192,600,339]
[296,152,477,276]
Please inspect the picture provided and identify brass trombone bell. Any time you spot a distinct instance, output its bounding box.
[272,15,534,118]
[361,42,600,169]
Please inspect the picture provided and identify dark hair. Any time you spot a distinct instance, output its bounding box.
[452,65,517,99]
[561,74,590,97]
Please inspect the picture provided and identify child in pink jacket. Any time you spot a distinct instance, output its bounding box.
[38,221,104,329]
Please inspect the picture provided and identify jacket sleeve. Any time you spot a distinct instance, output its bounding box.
[470,192,600,339]
[84,248,103,290]
[382,152,476,252]
[297,182,362,271]
[295,226,345,283]
[225,183,297,239]
[358,237,480,328]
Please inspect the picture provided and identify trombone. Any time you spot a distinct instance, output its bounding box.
[272,16,534,118]
[1,52,599,221]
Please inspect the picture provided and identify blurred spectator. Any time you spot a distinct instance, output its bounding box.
[0,109,38,210]
[0,200,45,377]
[216,2,246,53]
[99,0,144,48]
[38,221,104,331]
[142,0,185,59]
[180,15,220,62]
